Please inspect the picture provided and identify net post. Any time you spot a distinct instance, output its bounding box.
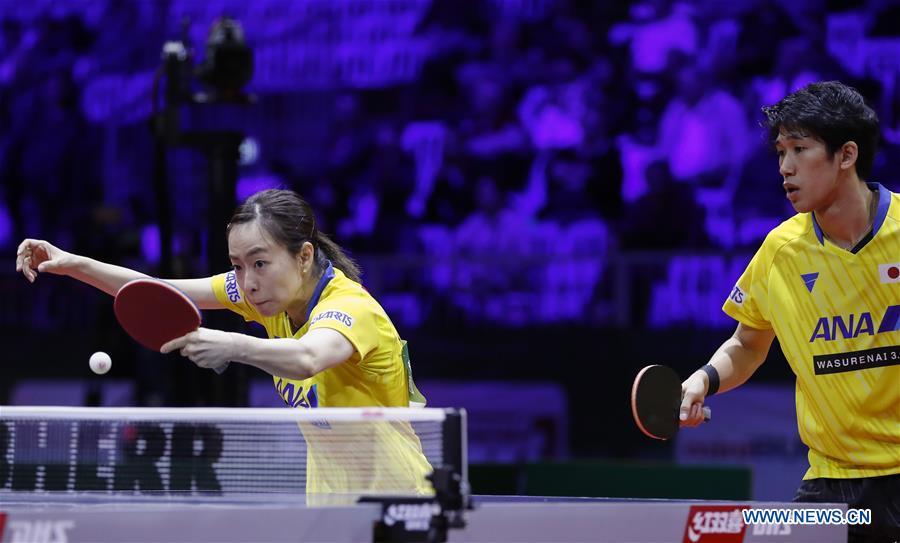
[436,408,469,515]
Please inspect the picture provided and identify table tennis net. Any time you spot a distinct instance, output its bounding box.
[0,407,466,505]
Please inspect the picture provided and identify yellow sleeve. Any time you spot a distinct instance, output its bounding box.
[722,243,773,330]
[210,271,263,323]
[308,296,380,360]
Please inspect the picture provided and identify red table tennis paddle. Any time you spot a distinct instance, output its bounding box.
[114,278,201,352]
[631,364,711,441]
[114,279,225,374]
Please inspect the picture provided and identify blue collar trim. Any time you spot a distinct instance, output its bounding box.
[304,260,335,323]
[811,182,890,246]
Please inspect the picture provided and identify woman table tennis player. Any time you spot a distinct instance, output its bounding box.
[16,188,432,503]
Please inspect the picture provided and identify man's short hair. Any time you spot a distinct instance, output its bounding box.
[762,81,880,179]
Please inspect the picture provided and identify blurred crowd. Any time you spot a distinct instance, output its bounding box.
[2,0,899,327]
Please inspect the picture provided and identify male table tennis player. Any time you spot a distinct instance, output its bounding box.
[679,82,899,542]
[17,188,433,503]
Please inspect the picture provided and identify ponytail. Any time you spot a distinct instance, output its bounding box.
[316,231,361,283]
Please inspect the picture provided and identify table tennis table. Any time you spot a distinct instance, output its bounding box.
[1,495,848,542]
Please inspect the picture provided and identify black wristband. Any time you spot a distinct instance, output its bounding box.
[701,364,720,396]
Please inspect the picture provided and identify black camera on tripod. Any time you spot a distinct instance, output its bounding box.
[150,17,256,407]
[158,16,254,115]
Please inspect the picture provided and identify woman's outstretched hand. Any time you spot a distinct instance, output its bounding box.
[16,239,77,282]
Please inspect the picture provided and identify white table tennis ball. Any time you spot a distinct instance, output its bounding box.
[89,351,112,375]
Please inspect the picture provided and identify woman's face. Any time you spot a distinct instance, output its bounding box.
[227,220,307,316]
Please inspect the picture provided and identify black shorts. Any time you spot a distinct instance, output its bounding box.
[794,473,900,542]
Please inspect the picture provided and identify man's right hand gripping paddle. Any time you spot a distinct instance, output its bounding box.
[631,364,711,440]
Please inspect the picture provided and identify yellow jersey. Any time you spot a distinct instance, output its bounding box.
[211,262,433,500]
[723,183,900,480]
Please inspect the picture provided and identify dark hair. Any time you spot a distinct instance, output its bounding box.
[762,81,880,179]
[227,189,361,282]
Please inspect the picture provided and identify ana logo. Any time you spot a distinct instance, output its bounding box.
[7,520,76,543]
[309,310,354,328]
[728,285,745,306]
[683,506,747,543]
[800,272,819,293]
[224,271,242,303]
[878,262,900,284]
[809,305,900,342]
[275,378,314,409]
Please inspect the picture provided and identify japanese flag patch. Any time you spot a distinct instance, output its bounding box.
[878,263,900,284]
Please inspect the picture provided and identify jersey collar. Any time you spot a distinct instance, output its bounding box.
[811,182,891,247]
[304,260,335,323]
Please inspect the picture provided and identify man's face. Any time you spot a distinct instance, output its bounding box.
[227,221,304,317]
[775,129,843,213]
